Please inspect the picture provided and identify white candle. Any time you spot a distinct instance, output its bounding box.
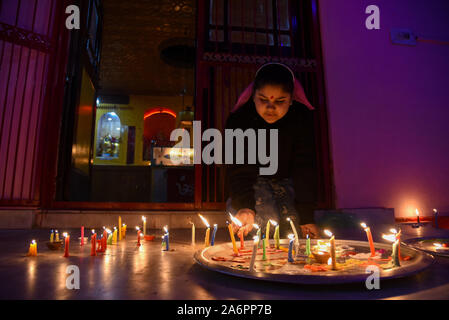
[190,221,195,246]
[142,216,147,236]
[249,236,260,272]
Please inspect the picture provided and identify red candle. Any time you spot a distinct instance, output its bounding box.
[80,226,84,246]
[63,233,70,258]
[136,227,141,247]
[361,223,376,257]
[238,230,245,249]
[90,230,97,256]
[102,228,108,252]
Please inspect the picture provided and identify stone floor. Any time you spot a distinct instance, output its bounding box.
[0,224,448,300]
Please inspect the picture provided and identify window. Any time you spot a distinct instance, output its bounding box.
[95,112,121,159]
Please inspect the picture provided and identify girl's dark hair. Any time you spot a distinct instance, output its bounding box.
[253,64,294,94]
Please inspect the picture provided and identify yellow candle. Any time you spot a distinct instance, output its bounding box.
[118,216,122,241]
[55,230,59,242]
[325,230,337,270]
[27,240,37,256]
[266,220,271,244]
[227,222,239,255]
[198,214,210,247]
[50,230,54,243]
[122,224,127,238]
[112,227,117,244]
[142,216,147,236]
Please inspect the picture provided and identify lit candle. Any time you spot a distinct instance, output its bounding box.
[271,220,280,249]
[90,230,97,256]
[361,222,376,257]
[324,230,337,270]
[415,208,420,224]
[287,217,299,246]
[390,228,402,260]
[265,220,271,245]
[122,224,127,238]
[50,230,54,243]
[198,214,210,247]
[112,227,118,244]
[118,216,122,241]
[136,227,141,247]
[211,224,218,246]
[253,224,261,248]
[249,236,260,272]
[80,226,84,246]
[142,216,147,236]
[262,235,267,261]
[189,220,195,246]
[63,232,70,258]
[288,234,295,263]
[107,229,113,245]
[305,234,311,256]
[163,226,169,251]
[55,230,59,242]
[229,213,244,249]
[382,234,400,267]
[27,240,37,256]
[434,209,439,229]
[434,243,443,251]
[226,221,239,255]
[102,227,108,251]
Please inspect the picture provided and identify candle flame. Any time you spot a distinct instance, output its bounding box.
[324,229,333,237]
[114,227,117,230]
[63,232,68,238]
[415,208,419,216]
[253,235,260,242]
[55,230,58,233]
[360,222,367,229]
[31,240,36,244]
[122,224,126,227]
[163,225,168,233]
[92,229,95,234]
[306,234,309,239]
[433,208,438,213]
[229,213,242,227]
[390,228,398,234]
[327,258,332,266]
[382,234,396,242]
[198,214,210,228]
[253,224,260,230]
[106,229,112,234]
[286,217,291,222]
[288,233,295,240]
[269,219,278,226]
[135,226,140,231]
[434,243,442,248]
[142,216,146,222]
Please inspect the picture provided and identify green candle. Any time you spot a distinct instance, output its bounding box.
[305,234,311,256]
[262,237,267,261]
[107,230,113,245]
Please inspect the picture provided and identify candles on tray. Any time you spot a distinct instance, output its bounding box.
[63,232,70,258]
[211,224,218,246]
[227,221,239,255]
[27,240,37,256]
[249,236,260,272]
[50,230,54,243]
[382,233,400,267]
[90,230,97,256]
[361,222,376,257]
[142,216,147,236]
[229,213,244,249]
[288,234,295,263]
[324,230,337,270]
[198,214,210,247]
[190,220,195,246]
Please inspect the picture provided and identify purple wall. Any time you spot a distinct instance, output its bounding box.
[318,0,449,217]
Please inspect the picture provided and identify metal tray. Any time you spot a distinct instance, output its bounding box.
[194,239,434,285]
[403,237,449,258]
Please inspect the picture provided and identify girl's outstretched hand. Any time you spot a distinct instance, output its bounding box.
[232,209,256,236]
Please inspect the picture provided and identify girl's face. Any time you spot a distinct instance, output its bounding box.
[253,85,292,124]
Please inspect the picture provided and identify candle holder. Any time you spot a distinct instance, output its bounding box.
[312,251,331,264]
[46,241,63,250]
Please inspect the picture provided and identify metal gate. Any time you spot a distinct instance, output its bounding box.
[195,0,334,210]
[0,0,70,206]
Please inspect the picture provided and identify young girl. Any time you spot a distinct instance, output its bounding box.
[226,63,320,239]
